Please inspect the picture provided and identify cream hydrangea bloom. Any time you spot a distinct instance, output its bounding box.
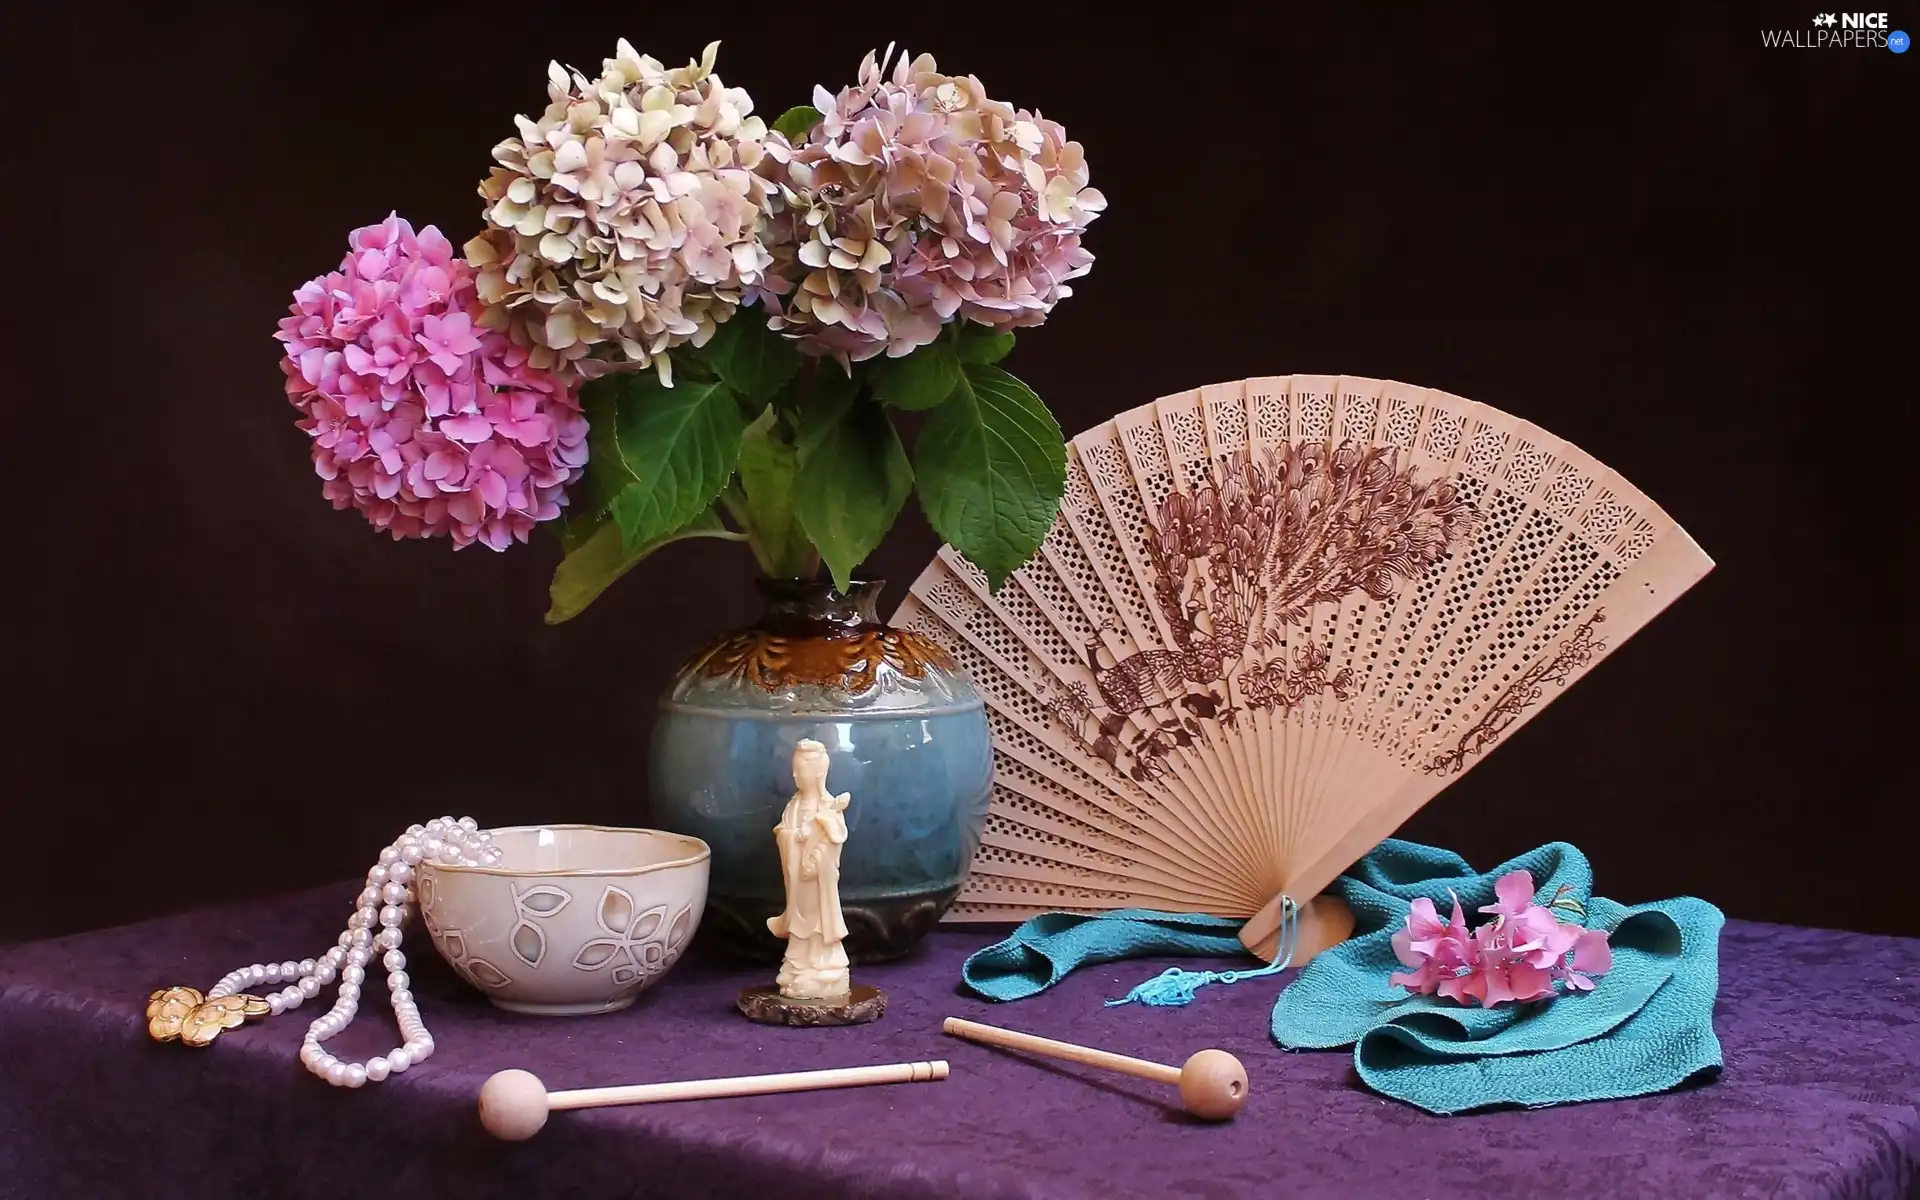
[758,47,1106,367]
[464,41,776,384]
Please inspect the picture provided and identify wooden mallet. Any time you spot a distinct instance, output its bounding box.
[479,1060,949,1141]
[942,1016,1248,1120]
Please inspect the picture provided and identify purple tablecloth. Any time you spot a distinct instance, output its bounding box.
[2,886,1917,1200]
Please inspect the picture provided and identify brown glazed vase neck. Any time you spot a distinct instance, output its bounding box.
[753,578,886,637]
[679,576,959,697]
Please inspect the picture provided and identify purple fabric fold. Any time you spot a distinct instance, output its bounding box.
[3,885,1918,1199]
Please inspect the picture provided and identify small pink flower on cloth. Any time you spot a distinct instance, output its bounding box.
[1555,928,1614,992]
[1390,894,1477,1003]
[1388,871,1613,1008]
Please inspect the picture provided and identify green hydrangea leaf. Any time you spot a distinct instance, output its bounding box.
[771,104,824,142]
[545,508,727,624]
[699,309,803,403]
[793,370,914,591]
[581,373,746,551]
[872,341,963,411]
[735,404,808,577]
[955,325,1016,365]
[912,363,1066,591]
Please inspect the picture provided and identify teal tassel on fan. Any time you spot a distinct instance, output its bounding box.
[1106,897,1300,1008]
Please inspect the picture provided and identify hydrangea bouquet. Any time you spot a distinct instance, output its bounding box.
[276,41,1103,622]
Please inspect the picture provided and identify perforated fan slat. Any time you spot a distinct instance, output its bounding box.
[903,375,1712,934]
[894,594,1257,902]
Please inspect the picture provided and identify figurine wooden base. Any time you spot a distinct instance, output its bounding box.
[736,985,886,1027]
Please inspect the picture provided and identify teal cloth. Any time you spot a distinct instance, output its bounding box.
[958,839,1725,1115]
[961,908,1246,1001]
[1274,839,1724,1114]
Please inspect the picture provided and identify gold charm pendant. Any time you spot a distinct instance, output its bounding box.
[146,986,271,1047]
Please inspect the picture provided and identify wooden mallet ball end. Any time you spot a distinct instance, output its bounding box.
[479,1069,551,1141]
[1177,1049,1248,1120]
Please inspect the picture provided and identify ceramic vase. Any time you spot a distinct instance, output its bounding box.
[647,578,992,962]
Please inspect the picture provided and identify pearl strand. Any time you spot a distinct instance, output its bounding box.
[204,816,501,1088]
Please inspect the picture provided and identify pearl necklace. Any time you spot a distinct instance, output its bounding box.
[145,816,501,1088]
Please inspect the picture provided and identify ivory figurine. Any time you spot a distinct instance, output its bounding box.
[767,739,852,1000]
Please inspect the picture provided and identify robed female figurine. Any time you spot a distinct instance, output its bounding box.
[767,739,851,999]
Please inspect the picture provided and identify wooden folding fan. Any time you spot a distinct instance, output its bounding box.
[891,375,1712,966]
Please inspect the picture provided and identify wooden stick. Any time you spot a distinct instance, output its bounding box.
[480,1061,948,1140]
[551,1061,947,1109]
[943,1017,1181,1084]
[942,1017,1247,1120]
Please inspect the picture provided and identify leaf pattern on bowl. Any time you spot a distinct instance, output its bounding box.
[426,876,697,1000]
[515,884,572,917]
[464,958,513,989]
[417,875,441,937]
[434,926,513,990]
[507,882,574,967]
[571,885,697,989]
[510,921,546,968]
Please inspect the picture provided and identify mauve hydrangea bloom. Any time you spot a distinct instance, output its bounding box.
[465,41,776,384]
[1389,872,1614,1008]
[758,46,1106,366]
[276,214,587,551]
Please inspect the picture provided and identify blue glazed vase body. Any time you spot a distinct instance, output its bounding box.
[648,579,991,963]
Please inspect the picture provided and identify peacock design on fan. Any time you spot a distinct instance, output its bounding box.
[1047,441,1478,779]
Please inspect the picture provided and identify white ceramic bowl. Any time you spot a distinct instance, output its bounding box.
[417,825,710,1016]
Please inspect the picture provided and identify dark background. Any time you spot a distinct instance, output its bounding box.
[6,4,1907,942]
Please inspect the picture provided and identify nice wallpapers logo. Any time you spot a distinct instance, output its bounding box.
[1762,12,1911,49]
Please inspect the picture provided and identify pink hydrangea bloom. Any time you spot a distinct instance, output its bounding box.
[275,214,587,550]
[1388,870,1613,1009]
[756,46,1106,366]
